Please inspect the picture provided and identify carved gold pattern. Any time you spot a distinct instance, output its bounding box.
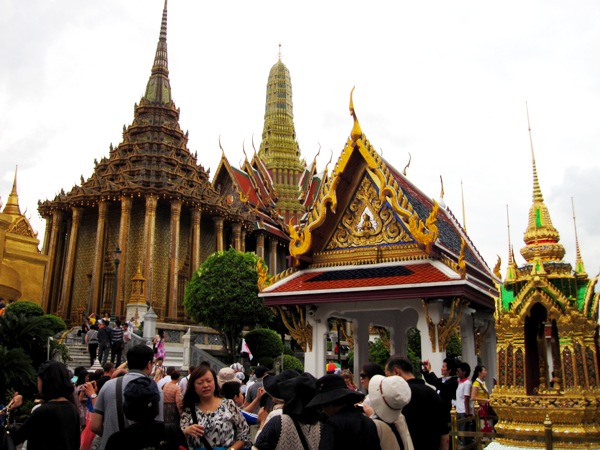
[337,319,354,351]
[437,298,466,352]
[7,217,37,239]
[257,258,271,292]
[422,299,438,353]
[326,177,412,250]
[456,238,467,279]
[289,91,439,262]
[275,305,312,352]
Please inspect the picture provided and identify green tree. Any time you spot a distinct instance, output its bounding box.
[183,249,274,362]
[0,346,36,400]
[281,354,303,372]
[368,338,390,367]
[446,331,462,359]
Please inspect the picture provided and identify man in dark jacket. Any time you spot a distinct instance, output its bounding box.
[387,355,448,450]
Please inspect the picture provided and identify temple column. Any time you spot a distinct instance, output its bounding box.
[42,217,52,255]
[168,199,182,319]
[214,216,224,252]
[256,234,265,260]
[232,223,242,251]
[91,201,108,314]
[419,300,445,374]
[354,318,370,383]
[117,197,132,316]
[191,208,201,271]
[143,195,158,307]
[42,209,63,312]
[460,308,477,371]
[240,228,246,252]
[58,207,83,318]
[304,308,329,377]
[480,315,497,391]
[269,238,277,275]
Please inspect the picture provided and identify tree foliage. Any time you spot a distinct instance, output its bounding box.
[0,303,67,400]
[368,338,390,367]
[446,331,462,359]
[183,249,274,362]
[281,354,304,372]
[244,328,283,360]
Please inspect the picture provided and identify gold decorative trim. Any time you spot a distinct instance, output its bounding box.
[275,305,312,352]
[257,258,271,292]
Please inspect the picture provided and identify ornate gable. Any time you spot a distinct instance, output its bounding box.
[289,89,438,268]
[325,174,414,251]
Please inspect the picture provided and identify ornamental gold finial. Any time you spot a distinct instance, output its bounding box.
[506,204,513,264]
[571,197,587,277]
[3,165,21,215]
[526,102,544,203]
[251,134,257,154]
[218,135,224,156]
[278,43,282,60]
[461,180,467,232]
[402,153,411,176]
[439,175,445,200]
[242,140,249,162]
[313,144,321,166]
[493,255,502,279]
[349,87,362,142]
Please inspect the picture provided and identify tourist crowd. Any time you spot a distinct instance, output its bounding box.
[1,343,494,450]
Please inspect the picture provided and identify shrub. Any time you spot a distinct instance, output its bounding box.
[282,346,295,356]
[256,356,274,369]
[281,354,303,372]
[244,328,283,360]
[40,314,67,334]
[5,301,44,317]
[368,338,390,367]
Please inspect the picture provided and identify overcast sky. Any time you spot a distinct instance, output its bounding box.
[1,0,599,281]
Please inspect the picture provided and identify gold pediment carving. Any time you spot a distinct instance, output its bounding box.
[7,217,36,239]
[326,177,412,250]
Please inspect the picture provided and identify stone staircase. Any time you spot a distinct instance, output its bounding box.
[61,330,185,371]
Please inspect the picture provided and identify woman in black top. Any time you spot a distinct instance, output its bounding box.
[10,361,80,450]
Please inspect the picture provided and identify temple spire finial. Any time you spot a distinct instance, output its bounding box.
[3,165,21,216]
[278,43,282,60]
[571,197,587,277]
[526,102,543,203]
[461,179,467,232]
[349,87,362,142]
[143,0,172,104]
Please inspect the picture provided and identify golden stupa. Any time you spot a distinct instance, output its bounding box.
[491,116,600,448]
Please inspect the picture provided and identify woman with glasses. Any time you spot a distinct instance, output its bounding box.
[358,363,385,417]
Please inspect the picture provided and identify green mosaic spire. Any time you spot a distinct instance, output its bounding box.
[258,52,305,222]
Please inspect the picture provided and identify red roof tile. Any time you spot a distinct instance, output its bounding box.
[266,263,454,293]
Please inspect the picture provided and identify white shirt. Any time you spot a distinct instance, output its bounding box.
[455,378,473,414]
[157,375,171,390]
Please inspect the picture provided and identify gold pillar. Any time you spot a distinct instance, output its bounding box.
[91,201,108,314]
[42,217,52,255]
[232,223,242,251]
[241,228,246,252]
[117,197,132,316]
[143,195,158,307]
[256,233,265,260]
[269,237,278,275]
[58,207,83,318]
[42,209,64,313]
[168,199,182,319]
[214,216,224,252]
[191,208,201,271]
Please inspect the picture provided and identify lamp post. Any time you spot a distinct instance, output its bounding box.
[110,246,122,322]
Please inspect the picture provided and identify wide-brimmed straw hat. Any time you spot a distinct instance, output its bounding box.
[306,374,364,408]
[368,375,411,423]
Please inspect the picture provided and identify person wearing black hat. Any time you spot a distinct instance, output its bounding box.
[254,370,322,450]
[105,376,187,450]
[306,374,381,450]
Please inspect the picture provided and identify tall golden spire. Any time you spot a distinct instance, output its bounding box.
[505,205,517,281]
[144,0,171,104]
[571,197,587,278]
[3,166,21,216]
[519,104,565,263]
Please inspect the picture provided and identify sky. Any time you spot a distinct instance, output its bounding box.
[1,0,599,280]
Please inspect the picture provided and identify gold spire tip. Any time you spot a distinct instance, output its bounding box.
[349,86,362,142]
